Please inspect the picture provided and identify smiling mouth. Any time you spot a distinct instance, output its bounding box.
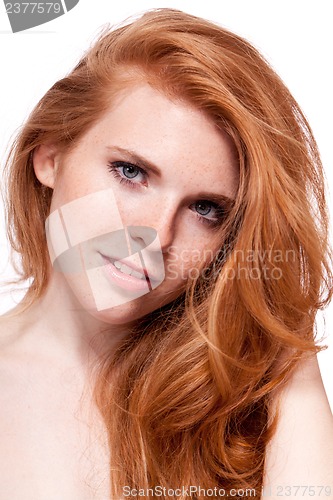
[100,253,154,291]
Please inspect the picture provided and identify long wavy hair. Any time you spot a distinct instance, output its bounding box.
[2,8,332,498]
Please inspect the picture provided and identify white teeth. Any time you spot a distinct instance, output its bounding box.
[131,269,146,280]
[113,260,145,280]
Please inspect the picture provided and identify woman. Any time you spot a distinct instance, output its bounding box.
[0,8,332,499]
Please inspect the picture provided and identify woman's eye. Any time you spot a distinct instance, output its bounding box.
[195,201,212,217]
[107,161,147,186]
[191,200,226,226]
[120,163,141,179]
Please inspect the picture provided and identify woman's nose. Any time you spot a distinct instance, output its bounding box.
[125,207,177,255]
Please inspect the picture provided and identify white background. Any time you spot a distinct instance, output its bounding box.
[0,1,332,407]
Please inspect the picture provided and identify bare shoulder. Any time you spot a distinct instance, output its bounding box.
[263,355,333,497]
[0,312,111,500]
[0,308,59,424]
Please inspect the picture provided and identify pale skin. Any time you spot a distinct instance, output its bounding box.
[0,83,332,498]
[263,355,333,498]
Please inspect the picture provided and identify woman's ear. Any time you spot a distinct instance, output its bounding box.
[33,144,61,189]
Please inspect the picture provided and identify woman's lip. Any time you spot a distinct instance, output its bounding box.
[111,256,147,277]
[101,253,159,282]
[100,254,152,292]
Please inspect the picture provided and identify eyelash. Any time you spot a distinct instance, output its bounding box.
[107,161,227,228]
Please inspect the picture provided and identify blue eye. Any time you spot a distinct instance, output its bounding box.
[191,200,226,226]
[107,161,146,185]
[119,163,140,179]
[195,201,213,216]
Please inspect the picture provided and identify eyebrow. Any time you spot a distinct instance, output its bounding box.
[106,145,236,206]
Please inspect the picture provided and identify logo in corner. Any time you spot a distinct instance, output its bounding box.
[4,0,80,33]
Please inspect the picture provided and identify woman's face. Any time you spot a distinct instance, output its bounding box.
[39,83,239,325]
